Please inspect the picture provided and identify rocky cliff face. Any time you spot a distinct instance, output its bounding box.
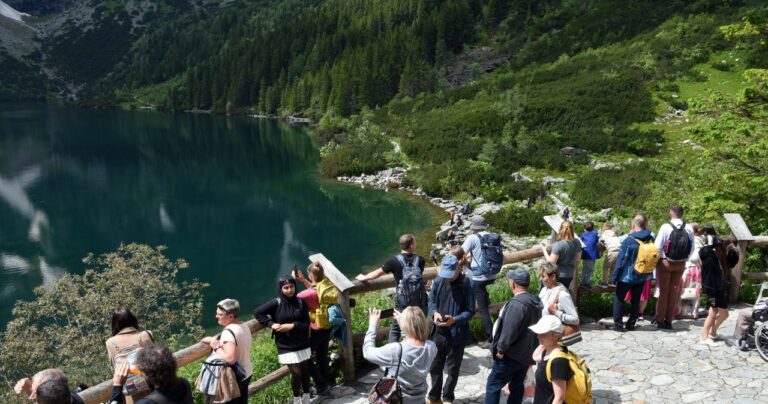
[0,0,200,98]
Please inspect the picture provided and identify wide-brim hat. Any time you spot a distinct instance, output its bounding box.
[470,215,488,230]
[439,255,459,278]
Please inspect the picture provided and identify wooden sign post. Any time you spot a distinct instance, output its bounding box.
[724,213,756,303]
[308,253,356,382]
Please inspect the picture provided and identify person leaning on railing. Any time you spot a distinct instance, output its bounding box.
[294,261,339,395]
[106,307,155,404]
[200,299,253,404]
[253,276,312,404]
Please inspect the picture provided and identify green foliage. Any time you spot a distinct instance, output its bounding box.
[0,51,50,100]
[572,163,657,211]
[685,66,768,231]
[487,205,551,236]
[318,119,392,177]
[0,244,207,391]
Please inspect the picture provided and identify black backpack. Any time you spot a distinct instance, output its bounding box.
[664,221,692,261]
[480,232,504,275]
[699,245,725,295]
[395,255,427,310]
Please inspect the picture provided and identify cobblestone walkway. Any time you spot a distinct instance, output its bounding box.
[317,304,768,403]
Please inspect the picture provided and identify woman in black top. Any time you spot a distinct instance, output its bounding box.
[253,276,311,404]
[529,316,572,404]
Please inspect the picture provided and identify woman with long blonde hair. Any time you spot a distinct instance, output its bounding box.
[542,220,582,290]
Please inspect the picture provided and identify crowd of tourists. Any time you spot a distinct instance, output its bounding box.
[15,205,742,404]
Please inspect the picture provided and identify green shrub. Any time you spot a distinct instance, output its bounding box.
[318,120,391,177]
[0,244,206,390]
[487,205,551,236]
[572,162,657,211]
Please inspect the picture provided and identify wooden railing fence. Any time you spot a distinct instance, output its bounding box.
[78,213,767,403]
[79,246,546,403]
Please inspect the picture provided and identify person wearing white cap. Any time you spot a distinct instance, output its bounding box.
[529,316,572,404]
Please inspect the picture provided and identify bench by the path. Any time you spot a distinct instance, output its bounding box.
[316,304,768,404]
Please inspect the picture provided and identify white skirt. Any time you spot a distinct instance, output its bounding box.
[278,348,311,365]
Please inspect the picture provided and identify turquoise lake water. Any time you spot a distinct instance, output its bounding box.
[0,103,436,327]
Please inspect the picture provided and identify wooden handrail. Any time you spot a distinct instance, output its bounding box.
[78,320,265,403]
[79,245,549,403]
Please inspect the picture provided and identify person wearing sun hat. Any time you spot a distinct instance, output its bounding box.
[426,246,474,404]
[529,315,573,404]
[485,267,542,404]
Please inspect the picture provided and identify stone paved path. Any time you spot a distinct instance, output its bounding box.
[316,304,768,403]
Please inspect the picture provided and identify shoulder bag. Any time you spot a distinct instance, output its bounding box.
[368,343,403,404]
[555,291,582,346]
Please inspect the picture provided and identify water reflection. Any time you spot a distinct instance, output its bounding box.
[0,104,436,327]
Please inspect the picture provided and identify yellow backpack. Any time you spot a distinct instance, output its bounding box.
[546,349,592,404]
[633,238,659,275]
[314,278,339,330]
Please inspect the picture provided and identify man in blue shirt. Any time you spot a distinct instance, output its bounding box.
[427,251,475,404]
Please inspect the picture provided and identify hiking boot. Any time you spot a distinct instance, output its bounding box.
[597,281,610,288]
[612,325,624,332]
[626,324,636,331]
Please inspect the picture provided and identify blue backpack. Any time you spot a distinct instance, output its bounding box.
[473,233,504,276]
[395,255,427,310]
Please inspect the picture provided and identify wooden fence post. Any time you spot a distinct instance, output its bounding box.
[338,289,356,381]
[308,253,357,382]
[724,214,756,304]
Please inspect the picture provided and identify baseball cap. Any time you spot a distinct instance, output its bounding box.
[529,315,564,334]
[505,267,530,287]
[439,255,459,279]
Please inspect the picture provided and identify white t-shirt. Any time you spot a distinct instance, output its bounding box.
[655,218,695,260]
[221,323,253,377]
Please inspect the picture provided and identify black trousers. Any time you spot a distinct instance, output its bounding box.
[308,328,331,390]
[471,279,495,341]
[613,282,644,328]
[428,332,465,401]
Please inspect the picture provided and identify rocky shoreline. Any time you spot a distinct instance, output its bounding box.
[336,167,543,263]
